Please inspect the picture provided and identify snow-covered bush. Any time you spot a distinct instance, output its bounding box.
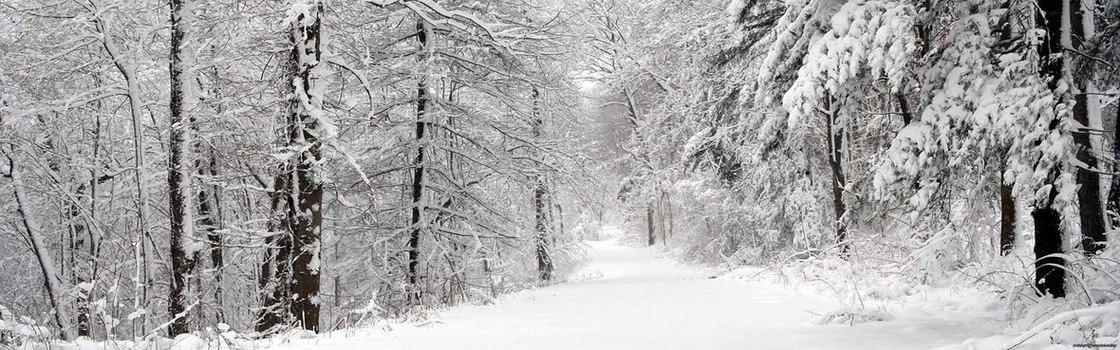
[0,304,53,347]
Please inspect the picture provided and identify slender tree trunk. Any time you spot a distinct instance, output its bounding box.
[68,189,91,338]
[332,240,342,329]
[993,0,1019,257]
[167,0,198,336]
[532,89,553,281]
[895,93,912,125]
[823,91,849,256]
[92,7,153,332]
[408,19,431,307]
[646,203,655,246]
[197,149,223,322]
[5,150,75,340]
[1109,104,1120,227]
[666,193,675,240]
[659,191,670,244]
[286,0,324,332]
[202,56,227,323]
[256,174,290,333]
[80,77,108,339]
[534,183,553,281]
[1000,165,1016,255]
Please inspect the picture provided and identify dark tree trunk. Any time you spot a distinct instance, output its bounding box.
[659,191,671,244]
[646,204,656,246]
[556,202,566,239]
[534,184,553,281]
[286,0,324,332]
[823,92,849,256]
[1000,170,1016,255]
[202,60,227,322]
[407,19,430,306]
[260,228,293,332]
[1073,101,1107,256]
[1071,0,1106,256]
[289,145,322,332]
[1031,0,1067,298]
[1109,104,1120,227]
[992,0,1019,257]
[167,0,197,336]
[895,93,912,125]
[667,197,675,240]
[332,240,342,325]
[532,88,553,281]
[256,174,290,333]
[67,185,92,337]
[1033,207,1066,298]
[197,149,223,322]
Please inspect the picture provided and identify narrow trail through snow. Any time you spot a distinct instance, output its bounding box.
[286,238,985,349]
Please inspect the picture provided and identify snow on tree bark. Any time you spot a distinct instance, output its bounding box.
[257,174,292,333]
[532,88,553,282]
[285,0,326,332]
[168,0,199,336]
[4,149,75,340]
[1110,103,1120,227]
[85,1,159,332]
[197,148,223,322]
[407,18,431,307]
[822,91,848,256]
[1071,0,1107,256]
[1031,0,1071,299]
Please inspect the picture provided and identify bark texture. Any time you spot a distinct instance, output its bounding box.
[823,92,848,256]
[286,0,324,331]
[407,19,431,306]
[167,0,197,336]
[1071,0,1106,256]
[1031,0,1067,298]
[532,88,553,281]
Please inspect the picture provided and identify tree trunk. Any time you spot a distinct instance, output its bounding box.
[407,19,431,307]
[198,149,223,322]
[534,183,553,281]
[256,174,290,333]
[999,169,1016,255]
[286,0,324,332]
[646,204,655,246]
[895,93,912,125]
[68,189,91,338]
[167,0,197,336]
[823,91,849,256]
[1109,103,1120,227]
[1071,0,1106,256]
[93,10,153,333]
[1031,0,1067,298]
[532,88,553,281]
[992,0,1019,257]
[555,202,566,240]
[5,150,75,340]
[659,191,670,244]
[82,83,107,338]
[202,55,227,323]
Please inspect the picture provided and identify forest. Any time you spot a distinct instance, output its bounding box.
[1,0,1119,349]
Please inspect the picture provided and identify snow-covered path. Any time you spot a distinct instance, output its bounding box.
[285,239,987,350]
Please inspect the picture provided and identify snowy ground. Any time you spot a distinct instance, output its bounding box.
[277,237,995,350]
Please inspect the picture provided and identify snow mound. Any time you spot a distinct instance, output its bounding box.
[815,308,895,325]
[564,263,605,282]
[939,302,1120,350]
